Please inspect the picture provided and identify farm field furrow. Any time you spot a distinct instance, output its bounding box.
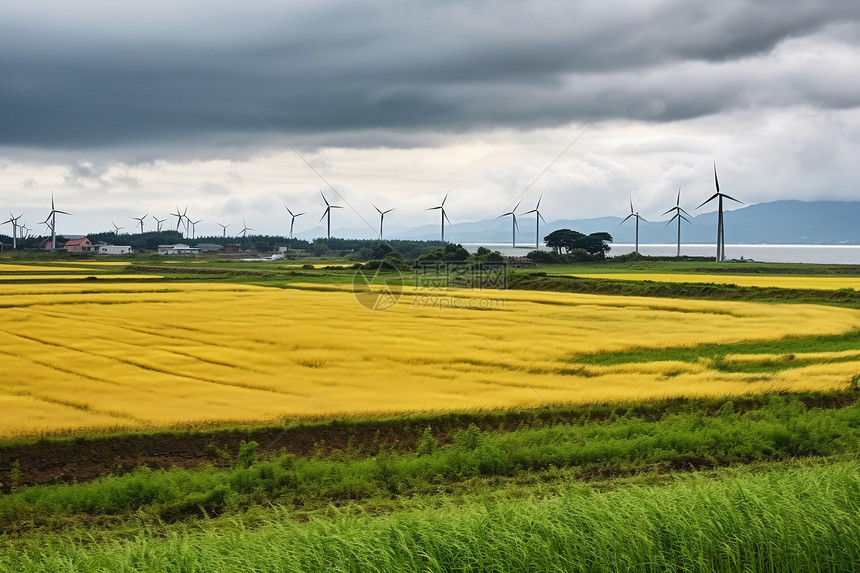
[2,280,859,436]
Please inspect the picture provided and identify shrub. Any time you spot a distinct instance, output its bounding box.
[237,441,259,469]
[416,427,438,456]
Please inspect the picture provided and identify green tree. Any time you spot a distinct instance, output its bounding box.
[544,229,585,254]
[416,243,471,262]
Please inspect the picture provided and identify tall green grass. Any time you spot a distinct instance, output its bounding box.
[3,395,858,529]
[3,461,859,572]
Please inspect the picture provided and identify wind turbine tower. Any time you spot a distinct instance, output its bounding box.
[620,196,647,254]
[498,200,521,248]
[373,204,394,240]
[318,191,343,240]
[521,195,546,250]
[2,213,23,249]
[697,163,743,262]
[43,194,70,249]
[427,193,451,242]
[284,205,305,249]
[662,186,693,257]
[240,218,253,238]
[132,214,148,234]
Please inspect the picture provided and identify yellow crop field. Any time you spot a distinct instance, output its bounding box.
[1,280,858,437]
[0,274,163,281]
[0,264,103,273]
[561,272,860,290]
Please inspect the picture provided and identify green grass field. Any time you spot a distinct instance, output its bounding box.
[3,390,860,571]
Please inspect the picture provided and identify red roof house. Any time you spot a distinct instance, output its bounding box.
[64,237,93,252]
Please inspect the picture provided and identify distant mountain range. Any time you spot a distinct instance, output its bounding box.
[294,200,860,245]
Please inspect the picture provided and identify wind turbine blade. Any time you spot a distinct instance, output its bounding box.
[383,208,394,215]
[629,196,634,213]
[679,207,693,217]
[722,194,744,205]
[55,210,71,215]
[427,206,441,211]
[713,162,720,193]
[660,207,675,217]
[522,209,537,215]
[295,212,305,217]
[443,210,451,225]
[319,210,328,224]
[620,214,634,224]
[696,193,719,209]
[676,186,681,206]
[538,213,546,224]
[320,190,329,206]
[680,214,693,225]
[639,216,649,223]
[441,192,449,206]
[513,200,522,212]
[536,194,542,210]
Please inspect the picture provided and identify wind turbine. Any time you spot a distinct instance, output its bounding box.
[132,213,148,234]
[2,213,23,249]
[111,221,125,234]
[662,186,693,257]
[697,162,743,262]
[217,222,230,238]
[170,206,188,237]
[427,192,451,242]
[240,218,253,238]
[620,196,647,254]
[521,195,546,250]
[284,205,305,249]
[318,191,342,239]
[42,194,70,249]
[21,222,30,240]
[498,200,521,248]
[189,219,202,240]
[153,217,166,232]
[373,204,394,240]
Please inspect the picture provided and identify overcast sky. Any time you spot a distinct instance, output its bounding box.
[2,0,859,238]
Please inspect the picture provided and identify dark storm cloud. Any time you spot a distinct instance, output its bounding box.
[1,0,859,156]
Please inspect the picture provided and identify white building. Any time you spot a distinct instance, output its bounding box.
[158,244,200,255]
[98,245,133,255]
